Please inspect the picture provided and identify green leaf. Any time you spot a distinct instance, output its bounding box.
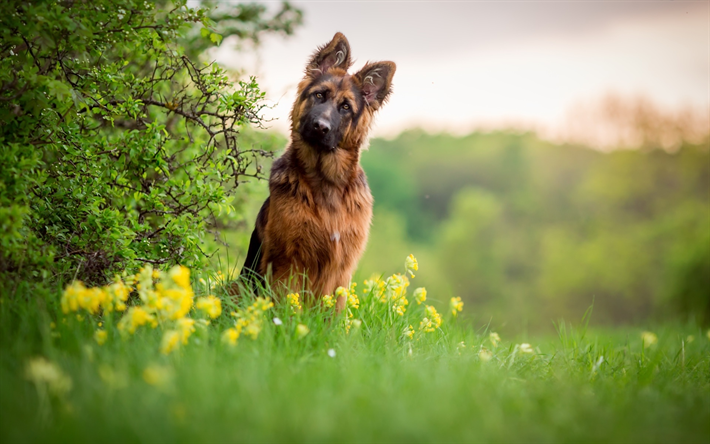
[210,32,223,45]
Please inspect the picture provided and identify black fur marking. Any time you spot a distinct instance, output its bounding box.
[239,198,269,292]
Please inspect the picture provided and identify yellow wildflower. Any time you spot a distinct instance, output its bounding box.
[419,305,442,333]
[403,325,415,339]
[195,295,222,319]
[161,287,194,320]
[296,323,310,339]
[242,318,262,340]
[405,254,418,278]
[160,330,181,355]
[413,287,427,305]
[335,286,348,300]
[479,348,493,362]
[450,297,463,317]
[142,364,172,387]
[94,329,108,346]
[347,291,360,310]
[489,332,501,348]
[641,331,657,348]
[253,297,274,312]
[61,280,127,314]
[168,265,191,290]
[287,293,302,313]
[176,318,195,344]
[392,292,409,316]
[322,294,335,308]
[364,277,386,301]
[117,306,157,335]
[519,343,534,354]
[222,327,240,346]
[25,357,73,396]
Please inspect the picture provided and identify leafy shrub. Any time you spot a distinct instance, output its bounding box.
[0,0,300,283]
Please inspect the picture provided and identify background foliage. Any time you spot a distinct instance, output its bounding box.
[355,126,709,330]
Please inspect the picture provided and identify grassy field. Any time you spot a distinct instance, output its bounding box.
[1,261,708,443]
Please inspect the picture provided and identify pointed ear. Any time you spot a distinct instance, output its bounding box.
[306,32,352,77]
[353,61,396,110]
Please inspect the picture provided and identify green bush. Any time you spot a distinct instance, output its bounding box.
[0,0,300,283]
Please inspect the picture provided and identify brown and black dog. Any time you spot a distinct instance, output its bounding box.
[238,32,396,311]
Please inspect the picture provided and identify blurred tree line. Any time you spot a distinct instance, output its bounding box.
[357,105,709,329]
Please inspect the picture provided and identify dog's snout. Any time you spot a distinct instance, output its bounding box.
[313,119,331,135]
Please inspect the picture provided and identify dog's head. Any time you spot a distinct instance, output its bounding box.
[291,33,396,153]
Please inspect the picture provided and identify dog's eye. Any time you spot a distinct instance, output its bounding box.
[315,92,324,100]
[342,104,350,110]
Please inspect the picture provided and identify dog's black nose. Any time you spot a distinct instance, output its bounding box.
[313,119,330,135]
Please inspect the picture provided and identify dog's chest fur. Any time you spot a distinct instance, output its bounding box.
[261,150,373,296]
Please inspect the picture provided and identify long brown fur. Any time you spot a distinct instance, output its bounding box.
[239,32,396,311]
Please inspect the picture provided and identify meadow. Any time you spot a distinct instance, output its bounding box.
[2,2,708,442]
[1,257,708,443]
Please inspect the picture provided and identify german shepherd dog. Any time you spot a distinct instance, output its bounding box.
[238,32,396,311]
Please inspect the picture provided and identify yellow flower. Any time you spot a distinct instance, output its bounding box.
[413,287,427,305]
[641,331,657,348]
[287,293,302,313]
[61,279,130,315]
[322,294,335,308]
[419,305,442,333]
[364,277,386,301]
[117,306,157,335]
[160,330,181,355]
[489,332,501,348]
[403,325,415,339]
[176,318,195,344]
[253,297,274,312]
[195,295,222,319]
[25,357,73,396]
[168,265,191,290]
[479,348,493,362]
[296,324,310,339]
[405,254,418,277]
[142,364,172,387]
[161,287,194,320]
[450,297,463,317]
[222,327,240,346]
[519,343,534,354]
[347,291,360,310]
[94,329,108,346]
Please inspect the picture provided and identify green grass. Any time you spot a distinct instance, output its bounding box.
[1,272,708,444]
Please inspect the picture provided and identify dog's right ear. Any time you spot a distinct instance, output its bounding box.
[306,32,352,77]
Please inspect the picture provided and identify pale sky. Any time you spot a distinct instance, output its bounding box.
[212,1,709,139]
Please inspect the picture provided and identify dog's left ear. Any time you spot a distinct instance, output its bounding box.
[306,32,352,77]
[353,61,396,110]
